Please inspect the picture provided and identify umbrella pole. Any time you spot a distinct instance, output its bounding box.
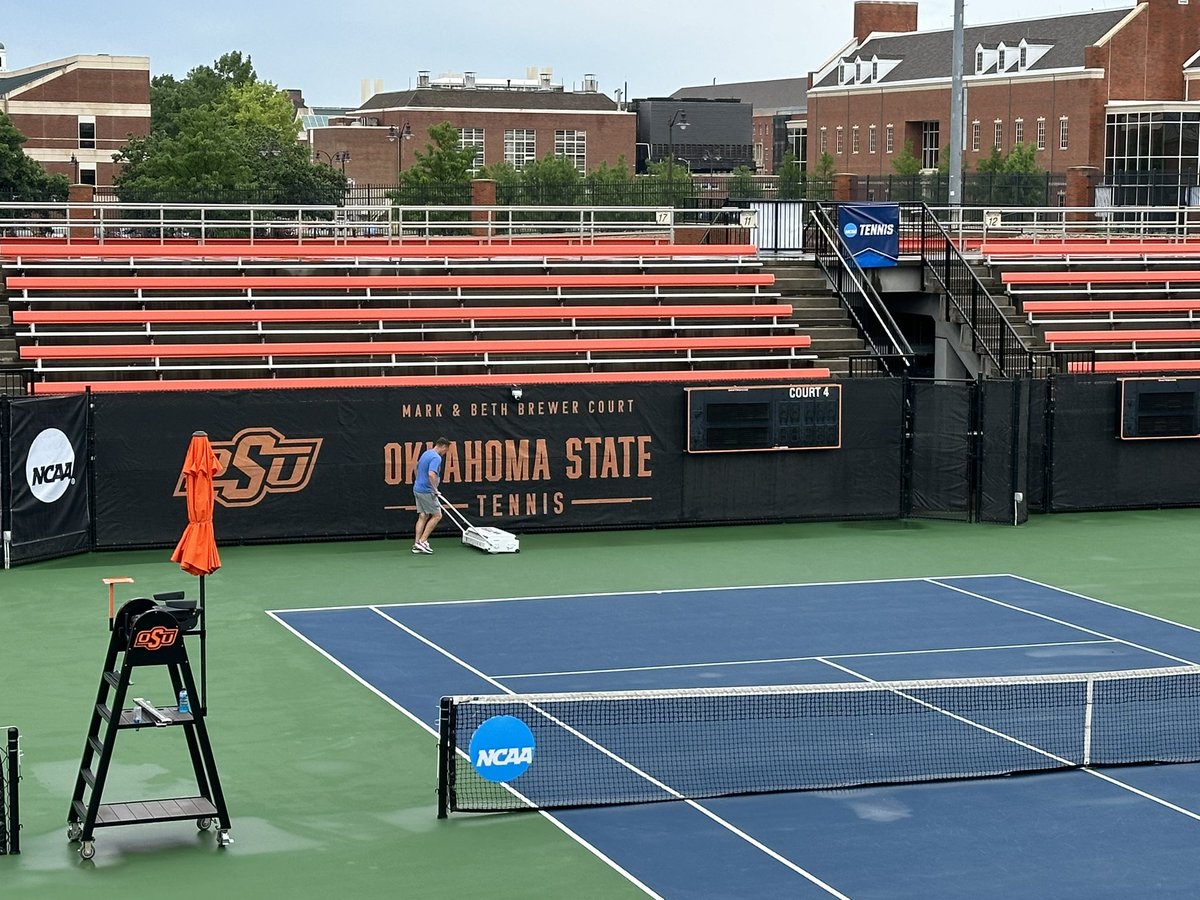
[199,574,207,717]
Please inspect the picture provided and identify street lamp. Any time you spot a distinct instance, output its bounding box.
[333,150,352,174]
[313,148,351,174]
[70,153,79,184]
[666,110,689,182]
[388,122,413,180]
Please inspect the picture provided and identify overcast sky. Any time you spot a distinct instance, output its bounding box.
[2,0,1133,107]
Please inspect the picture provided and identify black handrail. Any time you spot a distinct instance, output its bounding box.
[809,204,914,375]
[0,364,32,397]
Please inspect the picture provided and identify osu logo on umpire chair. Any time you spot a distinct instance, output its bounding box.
[132,625,179,651]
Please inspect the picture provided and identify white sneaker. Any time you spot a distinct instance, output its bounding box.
[417,542,434,554]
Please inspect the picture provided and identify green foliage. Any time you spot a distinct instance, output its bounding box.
[645,159,695,207]
[777,152,803,200]
[399,122,482,189]
[966,142,1048,205]
[113,51,345,204]
[726,165,762,200]
[0,112,69,200]
[891,140,922,176]
[518,154,583,203]
[814,151,836,179]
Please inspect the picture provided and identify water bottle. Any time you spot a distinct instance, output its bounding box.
[132,703,143,724]
[178,690,190,715]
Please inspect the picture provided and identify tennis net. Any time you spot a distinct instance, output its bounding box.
[0,727,18,854]
[437,666,1200,815]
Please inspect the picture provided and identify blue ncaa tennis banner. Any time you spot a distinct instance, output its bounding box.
[837,203,900,268]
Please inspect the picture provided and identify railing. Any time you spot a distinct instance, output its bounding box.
[809,204,914,375]
[0,202,676,244]
[911,203,1033,378]
[0,364,32,397]
[929,205,1200,246]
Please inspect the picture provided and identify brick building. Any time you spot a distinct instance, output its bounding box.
[0,52,150,186]
[308,71,634,184]
[805,0,1200,186]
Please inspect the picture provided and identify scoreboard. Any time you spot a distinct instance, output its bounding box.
[686,385,842,453]
[1120,377,1200,439]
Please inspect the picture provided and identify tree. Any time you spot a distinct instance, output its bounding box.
[645,159,694,207]
[726,165,762,200]
[0,112,69,201]
[777,152,803,200]
[112,51,345,203]
[969,142,1047,205]
[891,140,922,176]
[399,122,482,189]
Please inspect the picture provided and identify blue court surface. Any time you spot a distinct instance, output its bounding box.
[270,575,1200,899]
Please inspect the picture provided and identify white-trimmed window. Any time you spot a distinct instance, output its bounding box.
[458,127,485,173]
[998,46,1007,71]
[504,129,536,169]
[836,126,845,155]
[869,124,877,154]
[993,119,1004,150]
[976,49,984,73]
[971,121,981,152]
[1037,117,1047,151]
[78,115,96,150]
[1019,44,1028,70]
[79,163,97,186]
[885,123,894,154]
[555,129,586,173]
[820,126,829,155]
[1014,118,1025,146]
[1059,116,1069,151]
[852,125,860,154]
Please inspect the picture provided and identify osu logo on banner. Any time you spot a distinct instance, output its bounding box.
[133,626,179,651]
[174,427,323,508]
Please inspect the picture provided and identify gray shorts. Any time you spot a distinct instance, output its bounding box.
[414,491,441,515]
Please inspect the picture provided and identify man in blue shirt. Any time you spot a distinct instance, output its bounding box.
[412,437,449,554]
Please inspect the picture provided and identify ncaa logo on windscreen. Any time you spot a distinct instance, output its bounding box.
[842,222,859,239]
[469,715,535,782]
[26,427,76,503]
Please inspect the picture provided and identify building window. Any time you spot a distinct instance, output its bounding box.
[836,126,845,155]
[921,121,940,169]
[976,49,984,73]
[820,126,828,155]
[1019,45,1028,69]
[458,127,485,173]
[1014,118,1025,146]
[504,129,536,169]
[555,129,586,173]
[1037,117,1047,150]
[79,164,97,186]
[998,47,1006,71]
[886,123,894,154]
[869,124,877,154]
[78,116,96,150]
[754,143,765,168]
[993,119,1004,151]
[971,120,981,152]
[1059,117,1069,151]
[852,125,860,154]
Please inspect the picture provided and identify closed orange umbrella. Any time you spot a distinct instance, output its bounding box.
[171,432,221,576]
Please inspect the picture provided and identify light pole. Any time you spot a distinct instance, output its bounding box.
[70,153,79,184]
[388,122,413,181]
[333,150,352,174]
[666,110,689,183]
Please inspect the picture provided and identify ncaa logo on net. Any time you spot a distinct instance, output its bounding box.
[469,715,535,783]
[26,427,76,504]
[842,222,859,239]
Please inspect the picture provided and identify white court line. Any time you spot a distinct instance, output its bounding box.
[917,580,1200,824]
[266,571,1015,615]
[1010,574,1200,637]
[265,608,666,900]
[925,579,1200,668]
[495,640,1118,680]
[370,606,851,900]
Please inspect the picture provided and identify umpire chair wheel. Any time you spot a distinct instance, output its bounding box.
[79,841,96,860]
[197,817,213,831]
[67,822,83,842]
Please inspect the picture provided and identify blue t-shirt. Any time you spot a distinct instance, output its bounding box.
[414,448,443,494]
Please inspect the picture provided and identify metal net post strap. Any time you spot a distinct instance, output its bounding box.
[439,666,1200,813]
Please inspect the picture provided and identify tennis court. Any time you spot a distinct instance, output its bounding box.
[272,573,1200,899]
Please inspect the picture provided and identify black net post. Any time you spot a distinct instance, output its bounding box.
[437,698,455,819]
[4,727,18,854]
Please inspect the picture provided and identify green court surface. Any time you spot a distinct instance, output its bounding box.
[2,509,1199,899]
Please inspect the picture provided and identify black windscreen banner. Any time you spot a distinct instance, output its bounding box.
[908,380,972,520]
[978,379,1030,525]
[7,394,90,562]
[91,381,904,549]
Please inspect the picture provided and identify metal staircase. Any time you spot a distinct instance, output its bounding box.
[760,260,872,377]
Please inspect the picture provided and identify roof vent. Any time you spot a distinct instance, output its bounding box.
[464,71,476,89]
[417,70,430,89]
[582,74,598,93]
